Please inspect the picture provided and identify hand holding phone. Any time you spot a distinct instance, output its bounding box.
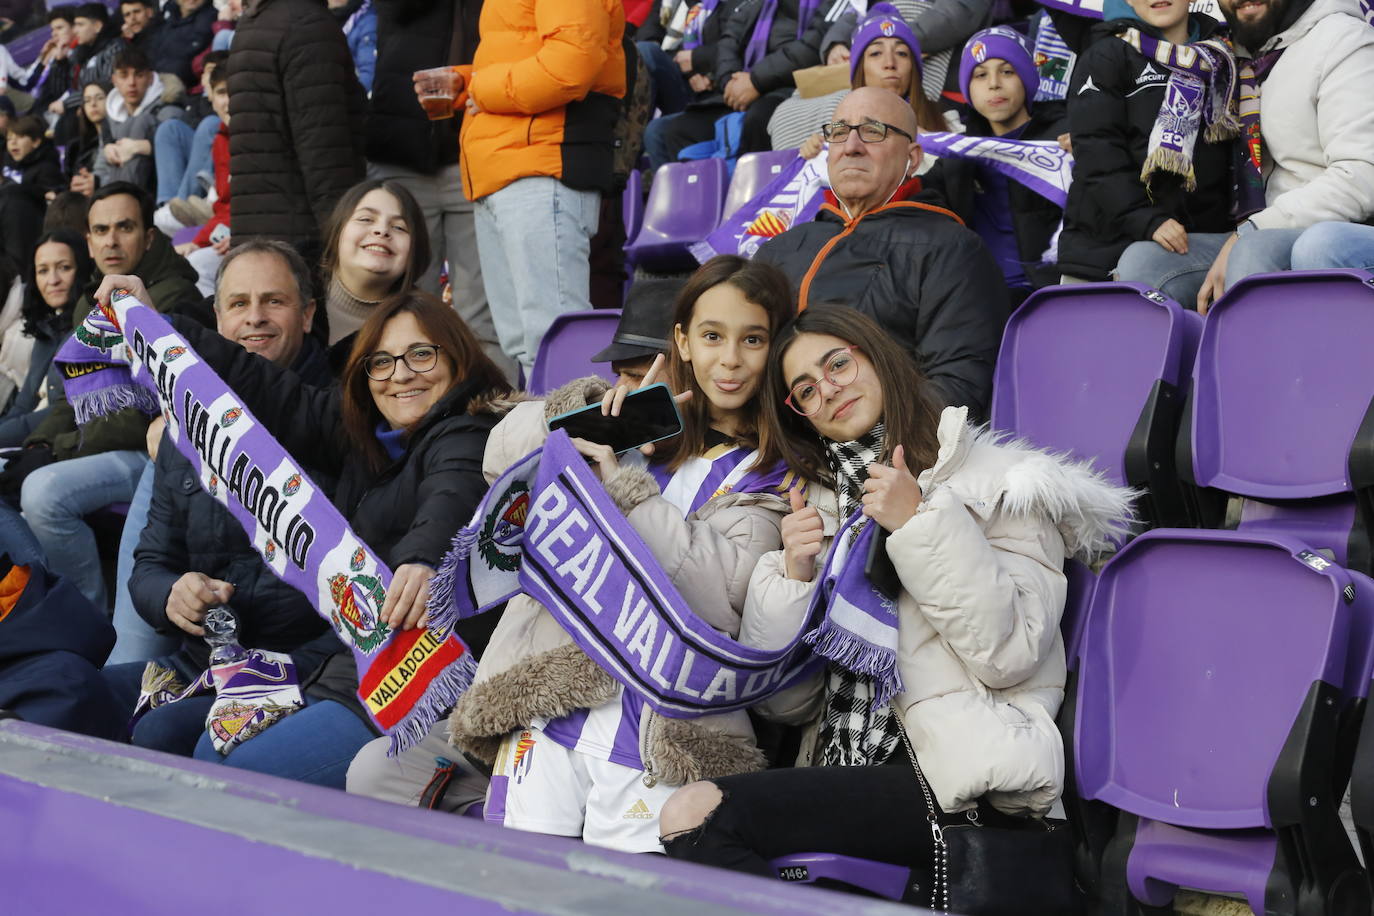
[547,382,684,454]
[599,354,693,455]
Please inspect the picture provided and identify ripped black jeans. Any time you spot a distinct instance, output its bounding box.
[662,754,1023,880]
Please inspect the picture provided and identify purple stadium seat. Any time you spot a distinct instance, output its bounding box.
[623,168,644,247]
[721,150,797,224]
[172,225,200,247]
[526,310,621,395]
[1075,529,1374,914]
[623,159,728,273]
[1181,269,1374,572]
[769,853,912,902]
[992,282,1202,529]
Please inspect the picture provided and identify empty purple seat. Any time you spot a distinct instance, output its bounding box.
[721,150,798,224]
[624,159,728,273]
[526,310,621,395]
[1075,529,1374,913]
[1181,269,1374,572]
[623,168,644,247]
[992,282,1201,529]
[172,225,200,247]
[769,853,911,902]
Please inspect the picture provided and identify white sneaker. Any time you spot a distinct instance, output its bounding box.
[153,202,186,237]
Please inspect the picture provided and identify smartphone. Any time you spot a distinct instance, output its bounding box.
[547,383,684,454]
[865,527,902,602]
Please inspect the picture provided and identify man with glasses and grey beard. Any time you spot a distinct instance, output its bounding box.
[754,86,1007,423]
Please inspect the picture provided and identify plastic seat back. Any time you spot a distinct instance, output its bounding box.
[526,310,621,395]
[622,168,644,246]
[722,149,798,222]
[992,283,1201,527]
[623,160,728,272]
[770,853,910,902]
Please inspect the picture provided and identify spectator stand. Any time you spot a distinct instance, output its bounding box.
[624,159,728,274]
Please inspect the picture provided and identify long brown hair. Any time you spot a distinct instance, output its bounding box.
[851,45,947,133]
[756,305,941,485]
[654,255,796,470]
[341,292,511,472]
[320,178,432,297]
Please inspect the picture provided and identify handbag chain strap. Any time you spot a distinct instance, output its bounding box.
[893,704,949,915]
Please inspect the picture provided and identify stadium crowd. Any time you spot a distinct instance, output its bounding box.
[0,0,1371,909]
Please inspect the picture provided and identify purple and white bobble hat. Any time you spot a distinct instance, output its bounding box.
[848,2,923,89]
[958,26,1039,112]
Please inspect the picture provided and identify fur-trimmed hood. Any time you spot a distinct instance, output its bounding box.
[918,406,1136,561]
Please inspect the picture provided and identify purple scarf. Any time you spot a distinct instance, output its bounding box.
[57,295,477,753]
[1234,49,1283,220]
[429,431,825,717]
[692,152,829,261]
[681,0,721,50]
[919,132,1075,207]
[1033,0,1103,18]
[744,0,820,70]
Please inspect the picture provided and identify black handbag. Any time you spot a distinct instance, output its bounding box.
[895,712,1083,916]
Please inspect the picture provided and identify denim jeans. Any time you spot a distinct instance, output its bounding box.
[192,697,376,789]
[365,160,511,380]
[473,176,600,372]
[0,498,45,567]
[1290,222,1374,272]
[1113,232,1233,308]
[108,460,178,666]
[102,655,212,754]
[154,115,220,206]
[20,449,150,609]
[636,42,692,116]
[1225,228,1305,288]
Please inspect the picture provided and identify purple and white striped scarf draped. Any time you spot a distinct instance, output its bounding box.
[745,0,822,69]
[919,131,1075,207]
[645,442,800,515]
[693,153,829,261]
[430,431,903,716]
[56,296,478,753]
[680,0,722,50]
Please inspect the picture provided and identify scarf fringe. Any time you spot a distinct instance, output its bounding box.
[1141,148,1197,193]
[71,384,160,426]
[804,622,905,709]
[424,527,478,639]
[1204,109,1240,143]
[387,652,478,756]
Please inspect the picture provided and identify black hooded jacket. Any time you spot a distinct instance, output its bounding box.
[921,101,1068,291]
[713,0,827,95]
[1057,14,1235,280]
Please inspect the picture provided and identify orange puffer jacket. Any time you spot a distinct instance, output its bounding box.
[456,0,626,201]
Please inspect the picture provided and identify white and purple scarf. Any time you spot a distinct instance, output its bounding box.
[57,296,477,753]
[692,153,830,261]
[1117,28,1238,194]
[429,431,905,715]
[920,131,1075,207]
[745,0,823,69]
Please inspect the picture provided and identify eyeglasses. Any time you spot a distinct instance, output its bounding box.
[364,343,443,381]
[785,347,861,416]
[819,119,914,144]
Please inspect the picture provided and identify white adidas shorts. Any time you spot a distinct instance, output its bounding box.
[485,725,677,853]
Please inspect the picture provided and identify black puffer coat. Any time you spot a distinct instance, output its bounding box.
[1057,15,1234,280]
[168,316,505,731]
[128,339,335,676]
[921,102,1068,291]
[366,0,481,176]
[227,0,367,258]
[755,185,1008,423]
[713,0,827,95]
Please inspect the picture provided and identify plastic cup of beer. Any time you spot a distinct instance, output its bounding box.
[415,66,460,120]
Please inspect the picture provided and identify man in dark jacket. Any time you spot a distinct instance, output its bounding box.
[755,87,1007,422]
[365,0,510,376]
[100,239,334,755]
[8,182,200,611]
[124,0,216,88]
[70,3,126,103]
[644,0,823,169]
[227,0,367,265]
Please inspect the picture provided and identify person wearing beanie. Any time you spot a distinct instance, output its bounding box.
[922,26,1067,300]
[1058,0,1236,306]
[773,4,949,157]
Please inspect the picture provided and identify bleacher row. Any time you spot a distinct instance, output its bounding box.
[528,268,1374,914]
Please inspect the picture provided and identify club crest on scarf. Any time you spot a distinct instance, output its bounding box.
[480,479,530,572]
[74,322,122,351]
[329,570,389,652]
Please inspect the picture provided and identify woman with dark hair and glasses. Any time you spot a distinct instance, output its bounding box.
[92,274,512,787]
[657,305,1133,900]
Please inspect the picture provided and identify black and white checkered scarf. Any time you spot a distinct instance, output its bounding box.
[817,424,903,767]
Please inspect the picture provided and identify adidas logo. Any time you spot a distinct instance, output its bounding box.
[622,799,654,820]
[1078,76,1099,95]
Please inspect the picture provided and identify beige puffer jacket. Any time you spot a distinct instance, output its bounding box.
[742,407,1135,817]
[448,378,789,787]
